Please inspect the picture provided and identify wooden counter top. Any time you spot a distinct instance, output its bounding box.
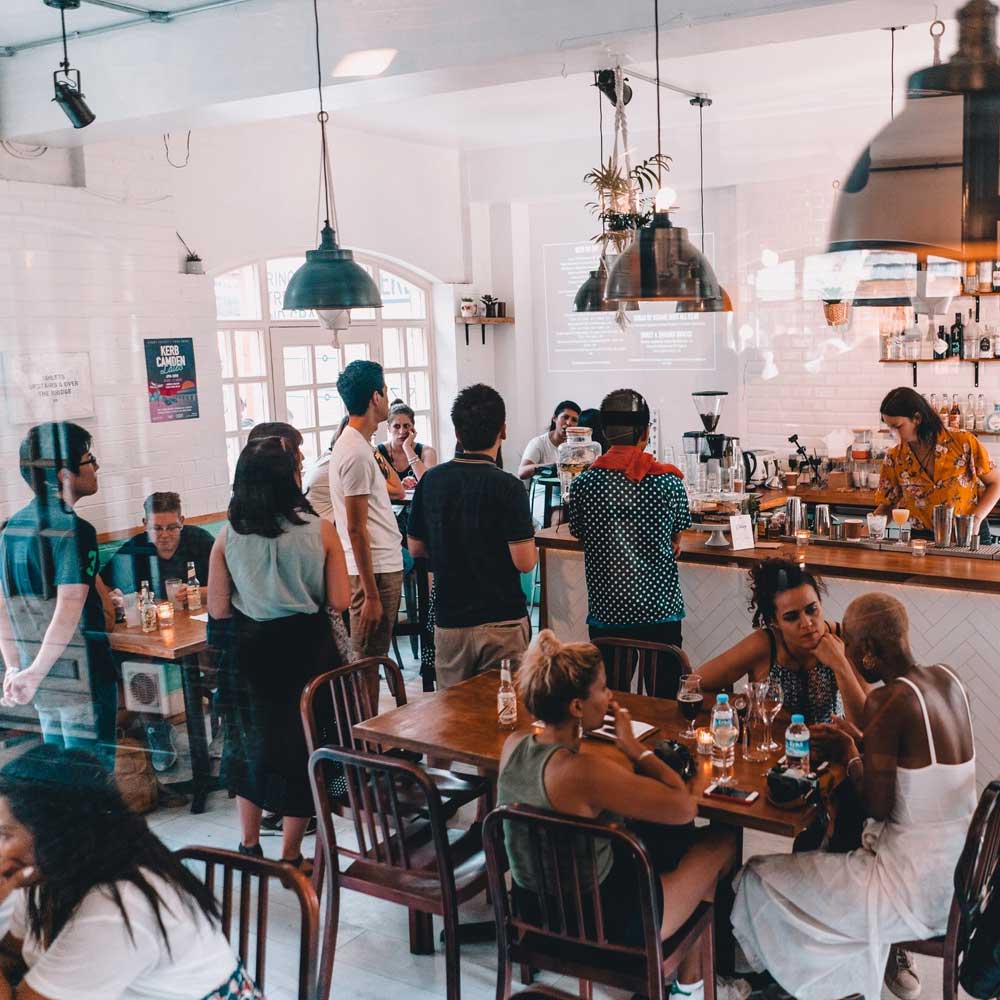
[757,487,877,511]
[535,526,1000,595]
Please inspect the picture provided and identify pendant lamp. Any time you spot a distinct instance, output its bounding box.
[828,0,1000,264]
[284,0,382,312]
[604,0,727,305]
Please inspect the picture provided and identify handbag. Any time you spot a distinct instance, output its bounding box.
[114,736,157,815]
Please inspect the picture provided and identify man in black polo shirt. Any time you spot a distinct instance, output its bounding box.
[408,384,537,688]
[100,491,213,604]
[0,422,117,770]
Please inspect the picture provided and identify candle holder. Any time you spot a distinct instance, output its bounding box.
[912,538,927,558]
[157,602,175,627]
[795,529,810,564]
[696,727,715,756]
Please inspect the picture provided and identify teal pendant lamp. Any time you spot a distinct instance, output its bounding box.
[284,0,382,312]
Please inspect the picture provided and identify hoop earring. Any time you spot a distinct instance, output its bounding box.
[862,653,878,671]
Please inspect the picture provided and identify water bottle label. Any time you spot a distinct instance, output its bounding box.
[786,737,809,757]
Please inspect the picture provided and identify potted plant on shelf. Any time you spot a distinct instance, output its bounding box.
[460,296,478,318]
[821,288,849,327]
[481,294,499,318]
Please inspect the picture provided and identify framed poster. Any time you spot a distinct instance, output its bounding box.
[3,352,95,424]
[144,338,199,423]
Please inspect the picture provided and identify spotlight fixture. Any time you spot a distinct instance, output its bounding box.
[45,0,95,129]
[284,0,382,312]
[595,69,632,107]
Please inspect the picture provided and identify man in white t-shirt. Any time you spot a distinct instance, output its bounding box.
[329,361,404,667]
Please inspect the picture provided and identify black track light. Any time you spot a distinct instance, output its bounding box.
[595,69,632,106]
[45,0,95,129]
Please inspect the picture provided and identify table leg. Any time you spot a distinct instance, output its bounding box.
[542,483,555,529]
[180,655,212,814]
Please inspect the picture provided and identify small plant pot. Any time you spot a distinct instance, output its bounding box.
[823,300,849,326]
[495,301,506,318]
[460,301,478,318]
[484,303,497,318]
[184,255,205,275]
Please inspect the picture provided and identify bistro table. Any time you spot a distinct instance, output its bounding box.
[353,669,823,839]
[110,610,215,814]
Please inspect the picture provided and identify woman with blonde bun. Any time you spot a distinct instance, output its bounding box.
[497,630,746,1000]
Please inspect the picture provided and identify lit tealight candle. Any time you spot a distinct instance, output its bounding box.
[157,602,175,627]
[912,539,927,558]
[696,727,715,756]
[795,530,811,547]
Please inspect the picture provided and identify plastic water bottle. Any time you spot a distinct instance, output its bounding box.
[710,693,737,776]
[785,714,811,776]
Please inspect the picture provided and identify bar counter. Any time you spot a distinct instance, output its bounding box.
[535,525,999,786]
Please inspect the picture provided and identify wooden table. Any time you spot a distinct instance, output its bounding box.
[354,670,820,840]
[110,610,215,814]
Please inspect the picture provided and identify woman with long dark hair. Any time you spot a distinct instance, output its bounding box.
[209,437,350,867]
[875,385,1000,542]
[697,558,869,727]
[377,399,438,490]
[0,744,259,999]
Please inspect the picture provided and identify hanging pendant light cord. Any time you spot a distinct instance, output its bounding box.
[654,0,662,184]
[59,8,70,71]
[890,27,896,119]
[698,99,706,253]
[597,79,607,256]
[312,0,335,230]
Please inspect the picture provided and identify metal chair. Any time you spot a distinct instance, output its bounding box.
[484,803,716,1000]
[309,745,489,1000]
[894,778,1000,1000]
[592,638,692,700]
[176,845,320,1000]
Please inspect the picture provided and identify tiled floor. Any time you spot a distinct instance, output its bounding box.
[144,635,968,1000]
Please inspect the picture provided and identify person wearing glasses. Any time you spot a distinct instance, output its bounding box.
[0,423,118,771]
[100,492,213,606]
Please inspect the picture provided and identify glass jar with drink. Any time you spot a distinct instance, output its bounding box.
[557,427,601,505]
[677,675,703,741]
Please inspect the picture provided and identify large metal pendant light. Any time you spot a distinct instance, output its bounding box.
[828,0,1000,264]
[604,0,727,305]
[284,0,382,312]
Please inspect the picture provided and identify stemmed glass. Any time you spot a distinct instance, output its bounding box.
[731,690,749,754]
[677,675,703,741]
[759,678,784,753]
[742,681,770,762]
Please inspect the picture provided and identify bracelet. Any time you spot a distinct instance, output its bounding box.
[636,749,656,765]
[846,754,863,776]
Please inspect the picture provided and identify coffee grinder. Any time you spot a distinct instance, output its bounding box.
[690,391,729,490]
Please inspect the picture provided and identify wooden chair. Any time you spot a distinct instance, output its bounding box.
[175,845,320,1000]
[894,778,1000,1000]
[484,803,716,1000]
[308,745,489,1000]
[592,638,692,700]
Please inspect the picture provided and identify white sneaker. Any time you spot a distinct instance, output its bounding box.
[669,977,751,1000]
[885,946,921,1000]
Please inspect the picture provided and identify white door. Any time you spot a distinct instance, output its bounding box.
[268,327,378,467]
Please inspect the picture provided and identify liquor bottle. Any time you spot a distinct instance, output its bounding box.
[950,393,963,431]
[977,394,988,432]
[987,403,1000,433]
[968,309,979,360]
[994,324,1000,359]
[938,394,951,423]
[929,393,939,416]
[186,561,202,611]
[139,580,158,634]
[933,325,949,360]
[951,312,965,359]
[965,393,977,431]
[497,664,517,730]
[993,261,1000,293]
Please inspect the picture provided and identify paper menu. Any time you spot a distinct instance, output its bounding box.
[729,514,755,551]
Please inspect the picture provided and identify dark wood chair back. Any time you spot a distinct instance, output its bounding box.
[175,845,320,1000]
[592,638,692,699]
[484,803,708,1000]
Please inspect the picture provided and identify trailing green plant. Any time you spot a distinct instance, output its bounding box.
[584,152,672,250]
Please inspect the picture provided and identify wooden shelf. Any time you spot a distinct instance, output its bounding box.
[455,315,514,346]
[878,359,951,363]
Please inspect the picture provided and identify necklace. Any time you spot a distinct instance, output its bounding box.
[910,440,936,480]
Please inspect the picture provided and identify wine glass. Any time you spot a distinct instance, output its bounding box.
[676,675,703,741]
[891,508,910,541]
[713,720,739,784]
[759,678,784,753]
[743,681,770,762]
[731,691,749,754]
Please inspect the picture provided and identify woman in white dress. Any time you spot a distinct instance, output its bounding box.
[732,592,976,1000]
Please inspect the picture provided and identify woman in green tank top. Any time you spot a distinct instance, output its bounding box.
[497,630,745,1000]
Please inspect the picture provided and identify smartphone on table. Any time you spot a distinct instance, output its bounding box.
[704,783,758,804]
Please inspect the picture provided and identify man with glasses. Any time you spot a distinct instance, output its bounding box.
[101,492,213,605]
[0,422,117,770]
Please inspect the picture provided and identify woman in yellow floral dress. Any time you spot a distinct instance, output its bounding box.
[875,387,1000,543]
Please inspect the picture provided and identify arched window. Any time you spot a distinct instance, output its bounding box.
[213,254,436,480]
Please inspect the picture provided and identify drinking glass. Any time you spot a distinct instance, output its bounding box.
[164,578,184,610]
[866,513,887,541]
[713,723,739,784]
[676,675,703,741]
[891,508,909,542]
[122,592,140,628]
[759,678,783,753]
[743,681,770,762]
[731,690,749,754]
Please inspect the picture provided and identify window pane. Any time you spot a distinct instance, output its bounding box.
[317,388,345,427]
[314,346,340,384]
[286,389,316,428]
[406,327,428,367]
[266,257,315,322]
[380,270,426,319]
[222,383,237,433]
[283,345,312,387]
[233,330,266,377]
[214,264,261,321]
[217,331,233,379]
[414,413,432,446]
[226,436,241,483]
[382,327,404,369]
[342,342,370,365]
[385,370,405,402]
[300,431,319,467]
[240,381,269,429]
[348,264,377,321]
[407,370,430,411]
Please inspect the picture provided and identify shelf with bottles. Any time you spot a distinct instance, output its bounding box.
[926,391,1000,435]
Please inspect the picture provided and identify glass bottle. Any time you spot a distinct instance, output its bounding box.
[557,426,601,504]
[929,393,939,416]
[933,325,949,361]
[497,662,517,730]
[939,394,951,423]
[965,393,977,431]
[186,561,202,611]
[950,312,964,359]
[977,394,987,431]
[987,404,1000,433]
[139,580,158,634]
[950,393,962,431]
[992,260,1000,293]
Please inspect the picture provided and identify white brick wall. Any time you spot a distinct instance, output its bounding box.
[0,139,229,533]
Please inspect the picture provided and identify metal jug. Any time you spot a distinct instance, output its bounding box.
[814,504,832,536]
[955,514,976,548]
[786,496,804,533]
[933,504,954,547]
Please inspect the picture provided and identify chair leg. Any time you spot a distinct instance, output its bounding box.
[519,964,534,986]
[577,979,593,999]
[443,908,462,1000]
[701,920,717,1000]
[408,909,435,954]
[943,953,958,1000]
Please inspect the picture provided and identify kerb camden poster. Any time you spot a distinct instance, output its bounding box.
[144,338,199,422]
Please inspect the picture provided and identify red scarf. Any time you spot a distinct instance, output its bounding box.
[590,446,684,483]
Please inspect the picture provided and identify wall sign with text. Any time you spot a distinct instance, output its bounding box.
[2,352,95,425]
[144,338,199,423]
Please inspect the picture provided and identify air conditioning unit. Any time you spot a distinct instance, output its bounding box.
[121,661,184,716]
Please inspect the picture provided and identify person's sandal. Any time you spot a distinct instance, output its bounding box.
[238,842,264,858]
[281,855,314,877]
